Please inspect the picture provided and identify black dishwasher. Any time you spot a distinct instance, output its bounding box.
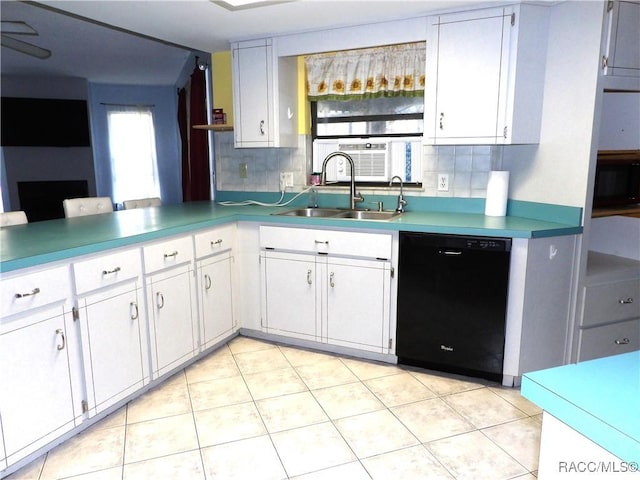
[396,232,511,382]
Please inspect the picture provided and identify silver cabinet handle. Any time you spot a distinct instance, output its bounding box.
[439,112,444,130]
[615,338,631,345]
[102,267,121,275]
[204,274,212,290]
[330,272,335,288]
[259,120,265,135]
[164,251,178,259]
[211,239,223,247]
[307,269,313,285]
[156,292,165,309]
[618,298,634,304]
[15,287,41,299]
[314,240,329,245]
[56,328,66,351]
[130,301,139,320]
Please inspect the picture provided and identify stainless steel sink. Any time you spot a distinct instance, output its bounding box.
[274,208,401,220]
[275,208,343,217]
[332,210,402,220]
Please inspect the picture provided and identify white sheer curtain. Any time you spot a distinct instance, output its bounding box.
[106,105,160,204]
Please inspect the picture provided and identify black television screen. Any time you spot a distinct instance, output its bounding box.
[18,180,89,222]
[1,97,91,147]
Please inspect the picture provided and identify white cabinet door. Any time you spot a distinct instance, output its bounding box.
[602,0,640,77]
[232,38,297,148]
[78,282,147,416]
[262,251,319,341]
[233,39,272,146]
[425,5,548,144]
[147,265,197,378]
[325,258,391,353]
[430,10,508,142]
[0,307,75,466]
[198,254,235,350]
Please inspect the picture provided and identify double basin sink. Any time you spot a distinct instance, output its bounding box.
[274,207,402,221]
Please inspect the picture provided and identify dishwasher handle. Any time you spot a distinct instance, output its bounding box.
[438,249,463,256]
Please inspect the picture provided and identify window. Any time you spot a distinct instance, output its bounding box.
[106,105,160,203]
[312,96,423,139]
[306,42,425,185]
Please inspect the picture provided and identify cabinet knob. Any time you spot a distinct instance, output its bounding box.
[156,292,165,309]
[259,120,265,136]
[618,298,634,304]
[307,269,313,285]
[130,302,139,320]
[15,287,40,299]
[102,267,121,275]
[615,338,631,345]
[211,239,223,247]
[164,251,179,259]
[439,112,445,130]
[204,274,212,290]
[330,272,335,288]
[55,328,66,351]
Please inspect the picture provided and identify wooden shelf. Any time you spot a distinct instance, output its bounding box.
[592,205,640,218]
[192,124,233,132]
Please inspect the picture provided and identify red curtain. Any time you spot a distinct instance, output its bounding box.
[179,65,211,202]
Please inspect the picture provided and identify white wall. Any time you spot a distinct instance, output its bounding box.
[503,1,604,209]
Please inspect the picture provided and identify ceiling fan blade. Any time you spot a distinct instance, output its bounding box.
[1,34,51,59]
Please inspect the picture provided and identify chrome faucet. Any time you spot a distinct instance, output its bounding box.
[389,175,407,213]
[321,152,364,210]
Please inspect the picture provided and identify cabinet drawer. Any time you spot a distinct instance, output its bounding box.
[194,224,235,259]
[1,265,71,318]
[260,226,392,259]
[582,279,640,326]
[143,235,194,274]
[578,319,640,362]
[73,248,142,295]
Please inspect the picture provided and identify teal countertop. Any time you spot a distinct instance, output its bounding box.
[521,351,640,464]
[0,201,582,273]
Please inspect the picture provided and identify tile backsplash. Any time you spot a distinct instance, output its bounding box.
[214,132,504,198]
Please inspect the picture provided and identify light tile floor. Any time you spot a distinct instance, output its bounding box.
[7,336,542,480]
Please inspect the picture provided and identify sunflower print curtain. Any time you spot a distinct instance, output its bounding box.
[305,42,426,101]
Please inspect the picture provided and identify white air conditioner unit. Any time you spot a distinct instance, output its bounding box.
[312,139,389,182]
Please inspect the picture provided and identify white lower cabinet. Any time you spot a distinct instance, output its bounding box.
[197,252,236,349]
[0,306,76,467]
[146,264,198,378]
[261,251,319,341]
[260,226,394,354]
[143,235,198,378]
[325,257,391,351]
[76,282,148,416]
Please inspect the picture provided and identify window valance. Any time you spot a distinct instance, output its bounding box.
[305,42,426,101]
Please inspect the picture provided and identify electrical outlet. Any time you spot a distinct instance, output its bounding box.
[437,173,449,192]
[280,171,294,190]
[239,163,248,179]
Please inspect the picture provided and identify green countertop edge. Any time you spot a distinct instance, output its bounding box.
[0,200,583,273]
[216,191,584,225]
[521,352,640,465]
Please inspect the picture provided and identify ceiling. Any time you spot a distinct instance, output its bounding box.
[1,0,482,85]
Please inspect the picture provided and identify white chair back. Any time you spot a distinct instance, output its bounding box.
[123,197,161,210]
[0,211,28,227]
[63,197,114,218]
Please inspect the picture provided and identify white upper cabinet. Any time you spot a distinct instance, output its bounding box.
[424,4,549,144]
[601,0,640,77]
[231,38,297,148]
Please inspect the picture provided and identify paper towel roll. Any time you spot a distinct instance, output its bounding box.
[485,171,509,216]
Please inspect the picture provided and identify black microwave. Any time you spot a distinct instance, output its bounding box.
[593,150,640,208]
